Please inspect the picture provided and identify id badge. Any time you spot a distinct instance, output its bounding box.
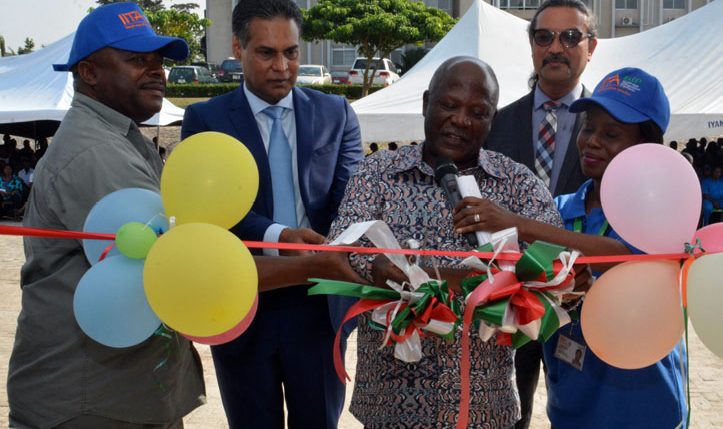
[554,334,586,371]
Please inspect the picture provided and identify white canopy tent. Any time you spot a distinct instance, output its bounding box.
[0,33,185,138]
[352,0,723,143]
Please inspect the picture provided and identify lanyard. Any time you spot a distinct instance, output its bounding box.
[573,217,609,236]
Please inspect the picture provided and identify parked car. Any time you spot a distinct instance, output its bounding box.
[296,65,332,85]
[217,58,243,83]
[348,57,400,86]
[168,65,217,84]
[331,71,350,85]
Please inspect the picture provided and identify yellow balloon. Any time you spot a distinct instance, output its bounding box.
[161,131,259,229]
[144,223,258,337]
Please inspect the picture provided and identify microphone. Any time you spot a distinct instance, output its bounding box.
[433,156,478,248]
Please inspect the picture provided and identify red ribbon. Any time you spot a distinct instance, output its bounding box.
[330,295,458,384]
[0,225,692,264]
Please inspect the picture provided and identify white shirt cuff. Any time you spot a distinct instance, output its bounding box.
[262,223,288,256]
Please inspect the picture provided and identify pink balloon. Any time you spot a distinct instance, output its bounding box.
[601,144,701,254]
[182,294,258,345]
[581,260,684,369]
[693,223,723,254]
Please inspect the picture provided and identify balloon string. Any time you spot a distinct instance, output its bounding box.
[0,225,697,264]
[679,256,695,427]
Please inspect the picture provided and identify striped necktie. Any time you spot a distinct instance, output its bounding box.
[263,105,298,228]
[535,100,561,187]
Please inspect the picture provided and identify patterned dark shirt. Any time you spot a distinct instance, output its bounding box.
[328,143,562,429]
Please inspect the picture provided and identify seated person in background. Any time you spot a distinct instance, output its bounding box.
[0,164,24,216]
[17,157,34,197]
[329,56,562,428]
[455,67,686,429]
[702,165,723,224]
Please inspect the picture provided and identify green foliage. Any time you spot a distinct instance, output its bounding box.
[302,0,456,96]
[95,0,164,12]
[166,83,384,100]
[145,9,211,63]
[401,47,429,75]
[17,38,35,55]
[93,1,210,63]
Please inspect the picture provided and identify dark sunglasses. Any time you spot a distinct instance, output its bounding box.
[532,28,594,48]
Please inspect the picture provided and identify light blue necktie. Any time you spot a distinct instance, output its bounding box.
[263,106,298,228]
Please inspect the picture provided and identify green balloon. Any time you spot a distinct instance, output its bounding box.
[116,222,158,259]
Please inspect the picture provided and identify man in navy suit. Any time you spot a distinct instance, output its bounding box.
[181,1,363,428]
[484,0,598,427]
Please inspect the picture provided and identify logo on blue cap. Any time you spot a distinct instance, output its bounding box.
[570,67,670,133]
[117,10,152,30]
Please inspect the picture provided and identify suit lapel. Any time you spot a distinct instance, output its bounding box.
[229,88,273,216]
[293,87,314,208]
[554,86,590,196]
[519,91,536,170]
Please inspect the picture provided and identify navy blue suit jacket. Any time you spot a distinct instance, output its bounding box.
[181,86,363,332]
[485,87,589,197]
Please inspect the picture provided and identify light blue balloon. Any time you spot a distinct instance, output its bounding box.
[83,188,168,265]
[73,255,161,348]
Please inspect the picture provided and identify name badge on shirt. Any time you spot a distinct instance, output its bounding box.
[554,334,586,371]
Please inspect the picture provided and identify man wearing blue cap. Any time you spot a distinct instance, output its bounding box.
[7,3,205,428]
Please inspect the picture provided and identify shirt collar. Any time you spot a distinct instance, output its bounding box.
[557,179,594,221]
[243,83,294,116]
[73,92,134,136]
[388,142,504,180]
[533,82,584,110]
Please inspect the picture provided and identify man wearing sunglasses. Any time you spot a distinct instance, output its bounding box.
[485,0,597,428]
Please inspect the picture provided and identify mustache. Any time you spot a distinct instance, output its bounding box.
[543,54,570,66]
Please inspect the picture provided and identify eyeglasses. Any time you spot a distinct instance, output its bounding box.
[532,29,594,48]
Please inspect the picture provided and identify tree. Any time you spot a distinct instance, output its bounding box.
[17,37,35,55]
[93,1,211,63]
[401,47,429,75]
[170,3,201,13]
[0,35,6,57]
[303,0,457,97]
[145,8,211,63]
[95,0,164,12]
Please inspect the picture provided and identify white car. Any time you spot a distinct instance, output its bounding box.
[296,65,332,85]
[347,57,400,86]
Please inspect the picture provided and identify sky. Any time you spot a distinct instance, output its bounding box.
[0,0,207,52]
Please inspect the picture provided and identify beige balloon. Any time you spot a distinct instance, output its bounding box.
[581,260,684,369]
[687,254,723,359]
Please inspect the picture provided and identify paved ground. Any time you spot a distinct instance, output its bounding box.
[1,226,721,428]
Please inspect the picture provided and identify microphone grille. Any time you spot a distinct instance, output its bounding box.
[433,156,458,185]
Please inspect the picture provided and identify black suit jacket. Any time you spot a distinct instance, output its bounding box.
[485,87,589,197]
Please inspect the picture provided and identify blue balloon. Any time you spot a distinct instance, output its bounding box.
[73,255,161,348]
[83,188,168,265]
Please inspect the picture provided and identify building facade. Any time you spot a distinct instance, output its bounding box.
[204,0,713,71]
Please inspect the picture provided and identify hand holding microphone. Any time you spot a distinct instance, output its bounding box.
[434,156,479,248]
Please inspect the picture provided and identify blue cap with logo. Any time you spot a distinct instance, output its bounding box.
[53,2,189,72]
[570,67,670,133]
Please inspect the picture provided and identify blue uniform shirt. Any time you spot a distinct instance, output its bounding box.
[543,179,687,429]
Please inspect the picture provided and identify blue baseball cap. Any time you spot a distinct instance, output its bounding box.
[53,2,189,72]
[570,67,670,133]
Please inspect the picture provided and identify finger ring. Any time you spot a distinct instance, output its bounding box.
[473,214,481,223]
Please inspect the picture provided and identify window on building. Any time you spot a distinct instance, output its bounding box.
[663,0,685,8]
[500,0,542,9]
[581,0,594,8]
[331,44,357,67]
[615,0,639,9]
[424,0,453,14]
